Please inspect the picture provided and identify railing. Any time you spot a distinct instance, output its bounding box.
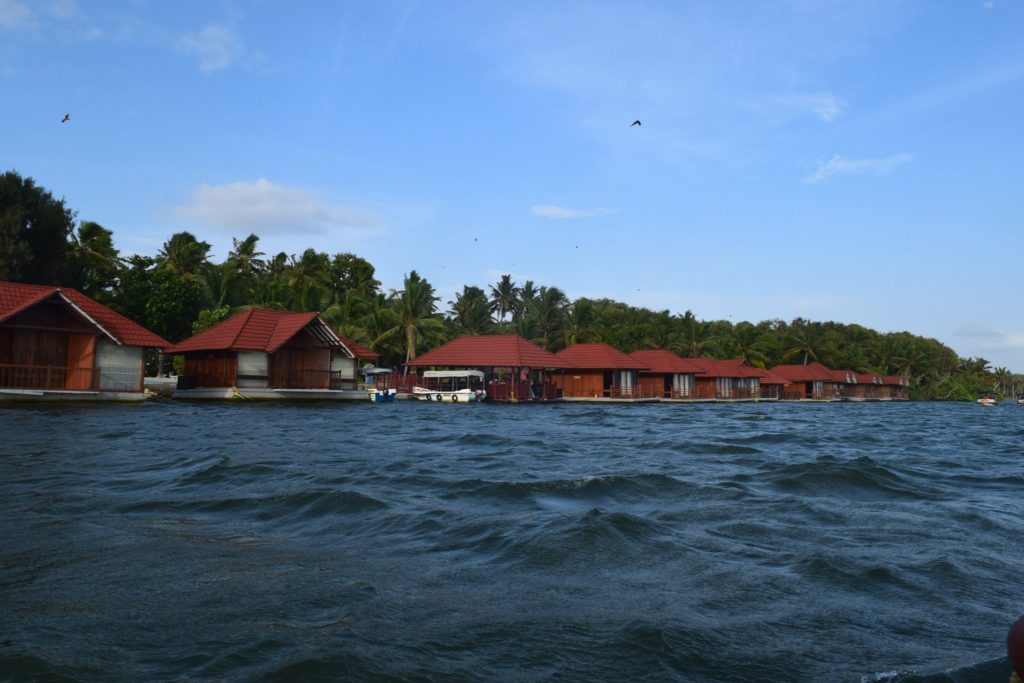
[269,368,352,390]
[486,381,561,401]
[0,363,97,391]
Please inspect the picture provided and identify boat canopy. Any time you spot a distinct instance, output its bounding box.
[422,370,485,380]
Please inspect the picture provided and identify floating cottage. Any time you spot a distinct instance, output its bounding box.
[404,334,568,401]
[0,281,169,401]
[552,343,652,400]
[167,308,376,400]
[628,349,707,400]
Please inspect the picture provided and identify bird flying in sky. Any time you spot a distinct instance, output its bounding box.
[631,120,641,127]
[61,114,70,123]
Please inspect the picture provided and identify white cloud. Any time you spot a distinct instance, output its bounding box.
[530,204,616,219]
[791,93,844,122]
[180,24,243,73]
[176,178,379,235]
[955,325,1024,350]
[805,153,913,184]
[0,0,36,29]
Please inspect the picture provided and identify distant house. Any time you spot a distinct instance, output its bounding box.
[629,349,708,399]
[829,369,860,400]
[404,334,568,400]
[0,281,168,400]
[769,362,839,400]
[167,308,374,399]
[553,343,650,400]
[882,375,911,400]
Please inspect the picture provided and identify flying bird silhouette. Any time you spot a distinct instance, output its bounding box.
[61,114,70,123]
[630,120,641,127]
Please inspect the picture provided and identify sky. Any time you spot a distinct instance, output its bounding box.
[2,0,1023,371]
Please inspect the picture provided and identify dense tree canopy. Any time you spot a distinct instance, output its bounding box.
[2,169,1018,399]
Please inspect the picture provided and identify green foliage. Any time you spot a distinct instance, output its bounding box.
[1,171,1013,394]
[0,170,76,283]
[193,306,232,334]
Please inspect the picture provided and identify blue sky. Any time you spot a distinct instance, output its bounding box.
[3,0,1023,371]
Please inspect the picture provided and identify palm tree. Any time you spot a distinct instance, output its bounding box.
[381,271,445,366]
[561,299,600,347]
[65,221,121,297]
[782,320,830,365]
[726,322,770,368]
[157,231,211,280]
[449,285,493,335]
[529,286,568,350]
[674,315,714,358]
[488,274,520,322]
[228,234,265,279]
[516,280,537,322]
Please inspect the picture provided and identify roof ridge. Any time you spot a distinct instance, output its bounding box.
[229,307,257,348]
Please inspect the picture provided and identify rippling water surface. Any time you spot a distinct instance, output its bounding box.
[1,401,1021,682]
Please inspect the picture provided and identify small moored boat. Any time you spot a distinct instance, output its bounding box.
[977,395,998,406]
[413,370,486,402]
[360,366,397,402]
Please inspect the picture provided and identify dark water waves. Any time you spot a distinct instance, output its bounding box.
[1,402,1022,682]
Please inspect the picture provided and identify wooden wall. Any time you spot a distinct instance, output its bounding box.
[638,374,667,398]
[184,352,237,387]
[552,370,607,398]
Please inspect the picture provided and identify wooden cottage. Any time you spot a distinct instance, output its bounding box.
[629,349,708,399]
[0,281,169,400]
[167,308,374,399]
[693,358,765,401]
[882,375,911,400]
[553,343,651,400]
[745,367,789,400]
[404,334,568,401]
[830,369,860,400]
[769,362,841,400]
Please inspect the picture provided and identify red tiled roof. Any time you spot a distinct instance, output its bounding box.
[0,281,169,348]
[629,349,707,374]
[338,335,379,359]
[769,362,837,382]
[856,373,884,384]
[746,367,790,385]
[697,358,763,378]
[405,335,568,368]
[830,369,859,384]
[882,375,909,386]
[556,343,648,370]
[166,308,344,355]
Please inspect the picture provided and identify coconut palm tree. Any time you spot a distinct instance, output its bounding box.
[561,299,600,347]
[381,271,445,365]
[65,221,121,298]
[725,322,770,368]
[673,315,714,358]
[782,320,831,365]
[488,274,520,323]
[228,234,265,279]
[156,231,211,280]
[449,285,493,335]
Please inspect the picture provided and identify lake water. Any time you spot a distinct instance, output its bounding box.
[1,400,1021,682]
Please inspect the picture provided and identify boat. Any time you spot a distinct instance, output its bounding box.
[412,370,486,402]
[360,366,397,402]
[977,395,998,406]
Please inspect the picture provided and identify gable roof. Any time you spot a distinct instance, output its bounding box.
[405,334,568,368]
[856,373,885,385]
[166,308,348,355]
[0,281,169,348]
[338,335,379,360]
[746,367,790,385]
[769,362,837,382]
[697,358,764,378]
[882,375,910,386]
[556,343,648,370]
[629,349,708,374]
[830,369,859,384]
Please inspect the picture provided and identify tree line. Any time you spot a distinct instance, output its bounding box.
[2,169,1019,400]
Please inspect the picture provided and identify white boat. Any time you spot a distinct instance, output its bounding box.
[977,396,997,406]
[412,370,486,402]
